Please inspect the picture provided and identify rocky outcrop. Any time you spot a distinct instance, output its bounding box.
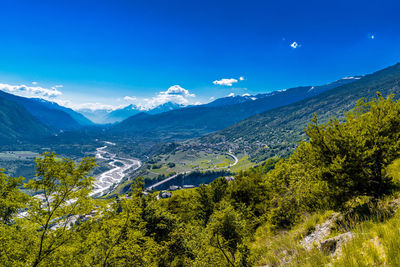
[300,213,340,250]
[301,212,354,257]
[320,232,354,256]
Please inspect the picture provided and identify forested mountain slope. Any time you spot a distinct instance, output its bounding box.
[0,96,52,144]
[202,62,400,160]
[0,90,88,131]
[29,98,94,126]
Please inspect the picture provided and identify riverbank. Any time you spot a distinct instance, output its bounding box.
[91,143,141,197]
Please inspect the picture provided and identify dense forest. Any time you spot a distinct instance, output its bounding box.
[2,94,400,266]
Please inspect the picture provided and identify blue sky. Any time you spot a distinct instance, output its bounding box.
[0,0,399,110]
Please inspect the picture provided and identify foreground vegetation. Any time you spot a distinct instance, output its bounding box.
[1,94,400,266]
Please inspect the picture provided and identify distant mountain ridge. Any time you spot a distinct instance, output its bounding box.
[78,109,112,124]
[30,98,94,126]
[0,95,52,144]
[106,104,142,123]
[204,76,362,108]
[78,102,186,124]
[204,94,257,107]
[0,70,369,146]
[0,90,93,131]
[201,63,400,161]
[110,76,361,139]
[147,102,185,114]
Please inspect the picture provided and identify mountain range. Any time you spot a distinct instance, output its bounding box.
[1,63,399,149]
[0,90,93,131]
[201,62,400,161]
[0,95,52,144]
[78,102,185,124]
[109,76,361,139]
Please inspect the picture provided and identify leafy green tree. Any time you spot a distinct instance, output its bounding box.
[207,203,248,266]
[210,177,228,203]
[167,162,176,168]
[303,94,400,203]
[264,154,330,227]
[25,152,97,266]
[195,184,214,226]
[228,171,269,221]
[0,170,29,224]
[75,196,158,266]
[161,188,198,223]
[263,93,400,223]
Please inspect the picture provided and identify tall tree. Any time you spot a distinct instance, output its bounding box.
[25,153,97,266]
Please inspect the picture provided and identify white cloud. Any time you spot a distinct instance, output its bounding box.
[242,93,250,96]
[209,96,215,101]
[123,96,137,101]
[290,41,300,48]
[31,81,38,85]
[141,85,196,109]
[163,85,195,97]
[343,76,361,80]
[228,93,235,97]
[213,78,238,86]
[0,83,62,98]
[369,34,375,39]
[213,76,245,86]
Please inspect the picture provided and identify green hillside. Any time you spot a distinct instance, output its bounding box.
[0,97,52,144]
[0,90,87,131]
[203,62,400,161]
[2,95,400,266]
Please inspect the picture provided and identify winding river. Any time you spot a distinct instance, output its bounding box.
[17,143,141,222]
[90,142,141,197]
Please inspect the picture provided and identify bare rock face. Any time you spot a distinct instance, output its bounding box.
[301,213,341,250]
[320,232,354,256]
[301,212,354,257]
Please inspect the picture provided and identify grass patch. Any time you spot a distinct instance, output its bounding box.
[251,194,400,266]
[251,210,334,266]
[231,156,254,172]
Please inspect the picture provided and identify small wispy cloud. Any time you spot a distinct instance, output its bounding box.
[213,76,245,86]
[290,41,301,49]
[0,83,62,98]
[32,81,38,85]
[123,96,137,101]
[368,34,375,40]
[213,78,238,86]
